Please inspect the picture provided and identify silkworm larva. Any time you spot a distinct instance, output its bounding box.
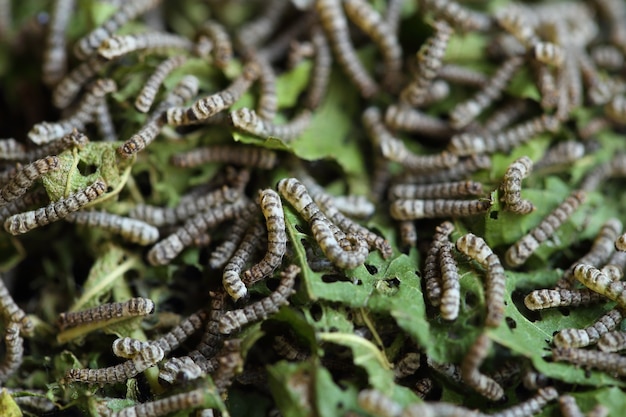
[147,201,255,266]
[423,221,454,307]
[533,42,565,66]
[219,264,298,334]
[304,25,332,110]
[153,310,207,356]
[273,335,309,362]
[573,264,626,309]
[170,144,277,169]
[439,64,488,87]
[129,186,241,227]
[490,387,558,417]
[315,0,379,98]
[598,330,626,352]
[64,211,159,245]
[230,107,312,142]
[421,0,492,32]
[66,344,164,385]
[388,181,484,200]
[73,0,162,59]
[58,297,155,330]
[21,129,89,162]
[254,54,277,120]
[616,233,626,251]
[159,356,203,383]
[461,333,504,401]
[236,0,290,49]
[0,156,59,206]
[558,395,584,417]
[212,339,244,393]
[198,20,232,68]
[112,337,151,359]
[390,198,491,220]
[552,346,626,377]
[383,104,453,138]
[222,222,266,301]
[4,179,107,235]
[342,0,402,91]
[42,0,74,86]
[0,277,33,335]
[456,233,506,328]
[399,221,417,248]
[165,62,260,124]
[243,189,287,285]
[414,378,434,399]
[481,99,529,133]
[400,20,452,107]
[591,44,624,71]
[439,241,460,321]
[134,55,187,113]
[0,322,24,382]
[553,308,623,348]
[357,389,402,417]
[524,288,606,310]
[505,190,586,267]
[535,140,585,170]
[0,138,26,161]
[331,195,375,218]
[209,208,258,269]
[98,32,194,60]
[450,55,524,129]
[397,154,492,185]
[448,115,560,156]
[557,218,622,288]
[502,156,534,214]
[52,56,109,109]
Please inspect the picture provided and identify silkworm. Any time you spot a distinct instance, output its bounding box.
[552,346,626,377]
[254,55,277,120]
[578,52,613,106]
[524,288,606,310]
[357,389,402,417]
[236,0,290,49]
[400,20,452,107]
[448,114,561,156]
[147,201,255,266]
[212,339,243,392]
[58,297,155,330]
[594,0,626,49]
[423,221,454,307]
[439,64,488,87]
[502,156,534,214]
[314,0,379,98]
[399,221,417,248]
[439,241,460,321]
[66,344,164,385]
[505,190,586,267]
[0,277,32,335]
[481,99,529,133]
[0,138,26,161]
[209,208,258,269]
[0,188,49,227]
[112,337,151,359]
[64,211,159,245]
[0,322,24,382]
[533,42,565,66]
[616,233,626,251]
[414,378,434,399]
[97,32,194,60]
[222,222,265,301]
[398,154,492,184]
[487,360,521,386]
[557,218,622,288]
[461,333,504,401]
[553,308,623,348]
[118,75,199,157]
[598,330,626,352]
[198,20,232,68]
[129,186,241,227]
[42,0,74,86]
[52,56,109,109]
[490,387,558,417]
[277,178,369,269]
[522,369,548,391]
[171,144,277,169]
[456,233,506,328]
[304,26,332,110]
[219,264,298,334]
[421,0,492,32]
[73,0,162,59]
[159,356,203,383]
[427,357,462,384]
[4,179,107,235]
[152,310,207,356]
[342,0,402,91]
[494,4,539,48]
[230,107,312,142]
[242,190,287,286]
[590,45,624,71]
[390,198,491,220]
[388,181,484,200]
[29,79,117,144]
[273,335,308,362]
[134,55,187,113]
[331,195,375,218]
[0,156,59,206]
[314,191,392,258]
[22,129,89,161]
[384,105,454,138]
[573,264,626,309]
[558,395,584,417]
[535,140,585,170]
[450,55,524,129]
[165,61,260,125]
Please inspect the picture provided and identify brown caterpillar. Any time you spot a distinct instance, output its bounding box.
[58,297,155,330]
[64,211,159,245]
[134,55,187,113]
[390,198,492,220]
[170,144,277,169]
[0,322,24,382]
[0,156,59,206]
[461,333,504,401]
[553,308,623,348]
[388,181,484,200]
[42,0,74,85]
[111,387,206,417]
[501,156,535,214]
[423,221,454,307]
[230,108,312,142]
[97,32,194,60]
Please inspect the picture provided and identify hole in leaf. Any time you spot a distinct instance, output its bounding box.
[295,225,306,233]
[490,211,499,220]
[321,274,352,283]
[465,292,478,308]
[309,304,323,321]
[77,161,98,176]
[558,307,571,316]
[364,264,378,275]
[505,316,517,330]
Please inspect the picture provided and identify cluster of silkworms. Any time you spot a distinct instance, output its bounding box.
[2,0,626,415]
